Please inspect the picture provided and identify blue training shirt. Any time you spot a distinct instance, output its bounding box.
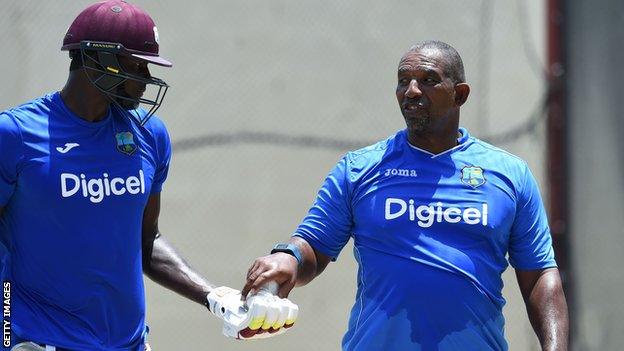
[294,128,556,351]
[0,92,171,351]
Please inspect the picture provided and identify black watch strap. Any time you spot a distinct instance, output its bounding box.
[271,243,302,265]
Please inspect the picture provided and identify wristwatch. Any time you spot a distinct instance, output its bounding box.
[271,243,302,265]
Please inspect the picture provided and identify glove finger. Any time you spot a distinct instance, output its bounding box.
[261,298,280,330]
[284,299,299,328]
[236,298,268,340]
[246,296,268,331]
[272,301,289,329]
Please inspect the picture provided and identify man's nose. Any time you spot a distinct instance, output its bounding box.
[405,80,422,98]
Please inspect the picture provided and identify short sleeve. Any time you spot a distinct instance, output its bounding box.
[149,118,172,194]
[508,164,557,270]
[293,156,354,260]
[0,112,23,205]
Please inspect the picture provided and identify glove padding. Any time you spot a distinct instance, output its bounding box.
[10,342,45,351]
[207,283,298,340]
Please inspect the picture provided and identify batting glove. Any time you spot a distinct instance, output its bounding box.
[206,283,299,340]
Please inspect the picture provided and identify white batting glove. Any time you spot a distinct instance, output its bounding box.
[10,342,46,351]
[206,283,299,340]
[244,283,299,339]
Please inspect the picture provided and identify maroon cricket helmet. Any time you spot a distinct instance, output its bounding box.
[61,0,172,67]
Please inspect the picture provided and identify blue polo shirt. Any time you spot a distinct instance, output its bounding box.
[0,92,171,350]
[294,128,556,350]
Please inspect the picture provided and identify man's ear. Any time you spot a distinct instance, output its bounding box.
[454,83,470,106]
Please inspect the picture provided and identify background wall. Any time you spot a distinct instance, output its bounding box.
[1,1,551,350]
[566,0,624,350]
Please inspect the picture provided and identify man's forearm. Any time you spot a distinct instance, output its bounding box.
[242,236,331,298]
[289,236,330,287]
[524,269,569,351]
[143,234,215,305]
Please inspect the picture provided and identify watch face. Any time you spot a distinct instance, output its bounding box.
[275,244,289,250]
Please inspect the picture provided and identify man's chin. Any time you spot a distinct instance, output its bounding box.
[116,98,140,110]
[405,116,430,134]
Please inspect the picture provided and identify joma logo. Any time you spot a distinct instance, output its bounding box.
[384,168,418,177]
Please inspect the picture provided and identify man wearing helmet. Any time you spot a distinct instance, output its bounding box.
[60,0,172,126]
[0,1,297,350]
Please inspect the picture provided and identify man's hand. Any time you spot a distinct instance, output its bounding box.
[242,252,299,298]
[207,284,298,340]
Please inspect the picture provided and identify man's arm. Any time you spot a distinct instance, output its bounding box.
[242,236,332,298]
[142,193,214,305]
[141,193,299,340]
[243,157,353,298]
[516,267,569,351]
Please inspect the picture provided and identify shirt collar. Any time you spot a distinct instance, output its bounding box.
[406,127,471,158]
